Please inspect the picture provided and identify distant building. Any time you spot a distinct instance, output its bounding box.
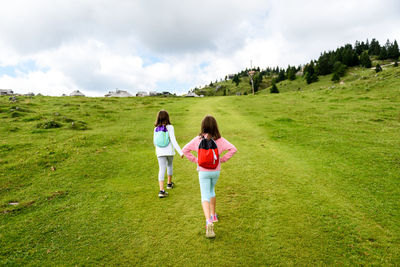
[61,94,67,96]
[105,89,133,97]
[69,90,85,97]
[24,92,35,96]
[0,89,13,95]
[149,91,158,96]
[136,91,148,97]
[227,74,235,80]
[296,66,305,76]
[185,92,199,97]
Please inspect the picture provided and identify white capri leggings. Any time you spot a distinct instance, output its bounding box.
[157,156,174,181]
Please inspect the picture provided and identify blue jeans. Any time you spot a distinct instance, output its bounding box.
[198,171,220,202]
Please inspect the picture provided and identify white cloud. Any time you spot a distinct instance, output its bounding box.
[0,0,399,96]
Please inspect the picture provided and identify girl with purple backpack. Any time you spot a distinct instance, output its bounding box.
[182,115,237,238]
[153,110,183,198]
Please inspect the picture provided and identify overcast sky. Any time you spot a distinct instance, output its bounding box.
[0,0,399,96]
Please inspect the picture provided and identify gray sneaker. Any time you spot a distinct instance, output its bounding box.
[158,190,168,198]
[206,223,215,238]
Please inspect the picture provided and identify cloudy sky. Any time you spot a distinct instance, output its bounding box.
[0,0,399,96]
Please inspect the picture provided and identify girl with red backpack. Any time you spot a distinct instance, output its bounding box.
[182,115,237,238]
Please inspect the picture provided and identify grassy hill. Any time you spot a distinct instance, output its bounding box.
[1,65,400,265]
[195,75,274,96]
[196,59,398,96]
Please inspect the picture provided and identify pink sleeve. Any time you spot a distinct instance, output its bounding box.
[219,137,237,163]
[182,137,199,163]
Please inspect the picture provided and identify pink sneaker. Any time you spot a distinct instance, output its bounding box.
[211,214,218,223]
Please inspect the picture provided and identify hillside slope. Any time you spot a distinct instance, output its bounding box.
[1,69,400,265]
[195,59,399,96]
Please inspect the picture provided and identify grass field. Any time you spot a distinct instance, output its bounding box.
[1,66,400,265]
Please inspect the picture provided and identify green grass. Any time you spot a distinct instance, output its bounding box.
[1,66,400,265]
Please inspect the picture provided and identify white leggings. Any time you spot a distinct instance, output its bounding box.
[157,156,174,181]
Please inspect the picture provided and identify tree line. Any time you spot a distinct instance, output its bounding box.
[240,38,398,86]
[305,38,399,84]
[199,38,399,95]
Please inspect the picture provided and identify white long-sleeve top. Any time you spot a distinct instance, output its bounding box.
[154,124,183,157]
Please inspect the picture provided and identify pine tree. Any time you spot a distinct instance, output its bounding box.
[385,39,391,50]
[333,61,346,77]
[355,40,363,55]
[317,52,333,75]
[388,40,400,60]
[270,83,279,93]
[232,74,240,86]
[277,69,286,82]
[369,38,381,56]
[287,67,296,80]
[305,62,318,84]
[394,40,400,59]
[342,45,354,66]
[360,51,372,68]
[379,47,388,60]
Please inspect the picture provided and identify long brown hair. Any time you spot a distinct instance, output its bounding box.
[154,110,171,126]
[199,115,221,140]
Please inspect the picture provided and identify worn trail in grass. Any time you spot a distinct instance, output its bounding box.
[123,96,399,265]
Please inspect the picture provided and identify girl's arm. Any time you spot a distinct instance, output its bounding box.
[219,138,237,163]
[153,128,156,147]
[182,137,198,163]
[168,125,183,156]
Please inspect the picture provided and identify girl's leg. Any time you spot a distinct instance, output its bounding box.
[157,157,167,190]
[166,156,173,184]
[209,172,220,217]
[201,201,211,221]
[159,181,164,191]
[210,197,216,217]
[198,172,212,221]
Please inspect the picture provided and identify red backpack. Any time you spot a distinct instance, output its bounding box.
[198,137,219,169]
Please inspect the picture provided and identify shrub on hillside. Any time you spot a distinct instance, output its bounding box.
[375,64,382,73]
[37,120,62,129]
[331,72,340,83]
[394,61,398,67]
[270,83,279,93]
[69,121,88,130]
